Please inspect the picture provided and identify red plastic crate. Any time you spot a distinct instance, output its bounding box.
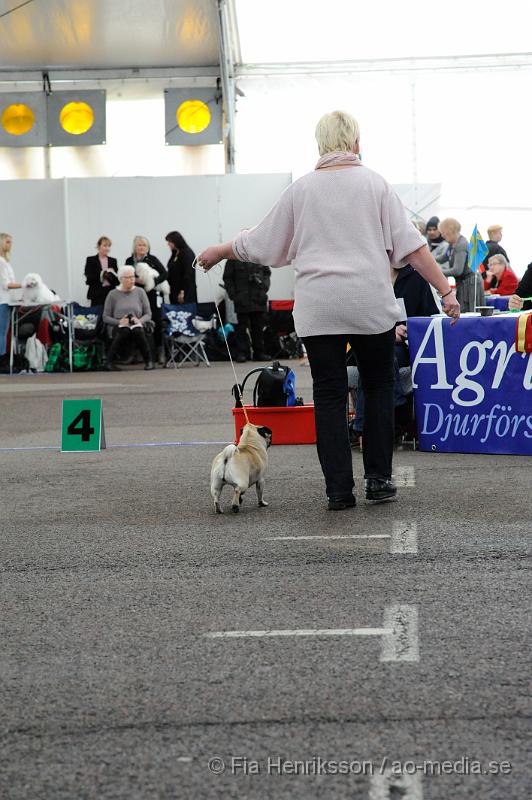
[232,405,316,445]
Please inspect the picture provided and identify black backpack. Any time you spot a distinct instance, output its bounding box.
[233,361,291,408]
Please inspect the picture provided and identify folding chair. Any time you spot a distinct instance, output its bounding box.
[161,303,211,368]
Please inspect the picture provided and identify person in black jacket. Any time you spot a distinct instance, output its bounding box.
[84,236,118,307]
[125,235,168,360]
[509,262,532,311]
[223,260,271,362]
[165,231,197,305]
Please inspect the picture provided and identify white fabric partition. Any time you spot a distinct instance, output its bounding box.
[0,173,293,304]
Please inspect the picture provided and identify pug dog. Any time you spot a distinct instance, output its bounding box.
[210,423,272,514]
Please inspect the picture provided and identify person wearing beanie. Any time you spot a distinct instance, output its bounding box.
[425,216,447,260]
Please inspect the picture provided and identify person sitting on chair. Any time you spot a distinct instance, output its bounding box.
[483,254,519,296]
[223,259,271,362]
[103,266,154,371]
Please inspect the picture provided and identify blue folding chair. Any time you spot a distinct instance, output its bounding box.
[161,303,210,368]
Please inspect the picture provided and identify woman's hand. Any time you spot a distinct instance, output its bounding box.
[508,294,524,311]
[442,290,460,324]
[395,323,407,343]
[177,290,185,304]
[197,245,224,270]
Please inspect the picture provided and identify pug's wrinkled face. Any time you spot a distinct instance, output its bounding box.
[257,426,273,448]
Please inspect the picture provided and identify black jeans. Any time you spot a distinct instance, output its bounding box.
[236,311,266,357]
[302,328,396,498]
[107,326,151,364]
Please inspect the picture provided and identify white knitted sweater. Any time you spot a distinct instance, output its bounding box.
[232,165,425,336]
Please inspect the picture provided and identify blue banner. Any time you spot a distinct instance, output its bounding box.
[408,315,532,455]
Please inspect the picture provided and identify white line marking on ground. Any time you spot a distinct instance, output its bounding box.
[394,466,416,487]
[380,604,419,662]
[369,769,423,799]
[177,757,193,763]
[265,535,390,541]
[205,628,391,639]
[390,521,418,554]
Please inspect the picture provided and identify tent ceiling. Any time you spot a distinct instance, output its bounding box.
[0,0,220,71]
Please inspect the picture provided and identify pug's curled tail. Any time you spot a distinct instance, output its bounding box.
[221,444,237,480]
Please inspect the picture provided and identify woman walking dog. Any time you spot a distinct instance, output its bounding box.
[199,110,460,510]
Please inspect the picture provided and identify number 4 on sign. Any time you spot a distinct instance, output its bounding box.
[61,399,106,452]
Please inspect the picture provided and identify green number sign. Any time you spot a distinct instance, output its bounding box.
[61,399,106,452]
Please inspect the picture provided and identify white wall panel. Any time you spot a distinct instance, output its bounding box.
[0,173,293,305]
[0,179,66,295]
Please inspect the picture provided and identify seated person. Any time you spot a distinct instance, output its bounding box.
[103,266,154,371]
[348,264,439,447]
[508,261,532,311]
[483,254,519,296]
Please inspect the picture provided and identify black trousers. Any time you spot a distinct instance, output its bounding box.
[146,290,162,349]
[235,311,266,357]
[302,328,396,498]
[107,326,151,364]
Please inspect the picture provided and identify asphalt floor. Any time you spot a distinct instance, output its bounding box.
[0,363,530,799]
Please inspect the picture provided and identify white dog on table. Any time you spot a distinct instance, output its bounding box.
[134,262,171,303]
[22,273,61,304]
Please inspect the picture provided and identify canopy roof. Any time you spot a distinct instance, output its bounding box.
[0,0,220,71]
[1,0,529,77]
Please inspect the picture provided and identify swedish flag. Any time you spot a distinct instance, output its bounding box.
[468,225,489,272]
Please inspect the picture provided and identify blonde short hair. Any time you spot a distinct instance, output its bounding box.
[487,224,502,237]
[315,111,360,156]
[438,218,461,236]
[132,235,150,253]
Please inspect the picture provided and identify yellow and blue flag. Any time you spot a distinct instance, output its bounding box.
[468,225,489,272]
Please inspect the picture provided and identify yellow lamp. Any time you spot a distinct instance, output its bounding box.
[1,103,35,136]
[176,100,211,134]
[59,101,94,135]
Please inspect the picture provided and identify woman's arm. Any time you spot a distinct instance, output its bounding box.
[199,241,236,269]
[406,245,460,321]
[199,186,294,269]
[149,255,168,283]
[102,296,118,326]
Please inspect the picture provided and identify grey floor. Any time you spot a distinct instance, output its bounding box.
[0,364,530,800]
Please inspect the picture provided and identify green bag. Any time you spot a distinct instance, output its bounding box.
[72,342,104,371]
[44,343,69,373]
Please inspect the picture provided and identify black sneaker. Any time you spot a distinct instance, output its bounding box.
[327,494,357,511]
[365,478,397,503]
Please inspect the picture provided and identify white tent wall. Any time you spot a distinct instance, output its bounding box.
[235,68,532,276]
[0,173,293,304]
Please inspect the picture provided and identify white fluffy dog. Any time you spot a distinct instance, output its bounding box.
[135,263,170,303]
[22,273,61,304]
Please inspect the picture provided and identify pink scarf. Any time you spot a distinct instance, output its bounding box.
[315,151,362,170]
